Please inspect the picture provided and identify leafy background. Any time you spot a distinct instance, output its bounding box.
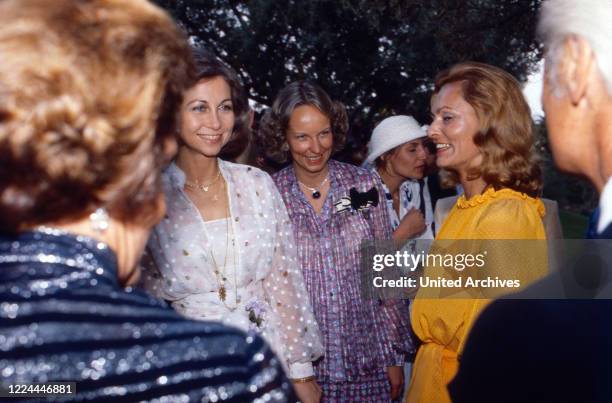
[155,0,596,235]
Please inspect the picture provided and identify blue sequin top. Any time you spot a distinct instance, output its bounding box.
[0,228,297,402]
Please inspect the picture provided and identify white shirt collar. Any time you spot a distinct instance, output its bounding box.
[597,177,612,233]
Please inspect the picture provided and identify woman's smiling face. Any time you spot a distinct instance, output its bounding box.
[428,81,483,177]
[178,75,235,157]
[286,104,333,177]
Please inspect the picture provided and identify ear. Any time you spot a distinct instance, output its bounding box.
[558,35,596,105]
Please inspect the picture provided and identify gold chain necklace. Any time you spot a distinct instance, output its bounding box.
[209,179,238,309]
[184,165,222,192]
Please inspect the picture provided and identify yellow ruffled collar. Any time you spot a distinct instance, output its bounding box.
[456,187,545,216]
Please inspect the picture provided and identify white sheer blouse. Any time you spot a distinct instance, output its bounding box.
[141,160,324,377]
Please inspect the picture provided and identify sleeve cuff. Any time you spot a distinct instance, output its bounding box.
[288,362,314,378]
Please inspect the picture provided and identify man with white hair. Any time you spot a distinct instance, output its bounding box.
[539,0,612,231]
[448,1,612,402]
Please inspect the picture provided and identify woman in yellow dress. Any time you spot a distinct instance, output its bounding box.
[406,62,547,403]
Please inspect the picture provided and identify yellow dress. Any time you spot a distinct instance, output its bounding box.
[406,188,547,403]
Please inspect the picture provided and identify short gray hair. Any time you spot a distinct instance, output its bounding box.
[538,0,612,95]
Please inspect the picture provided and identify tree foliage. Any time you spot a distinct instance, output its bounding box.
[534,120,597,215]
[155,0,543,156]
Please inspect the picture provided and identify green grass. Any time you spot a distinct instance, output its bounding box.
[559,210,589,238]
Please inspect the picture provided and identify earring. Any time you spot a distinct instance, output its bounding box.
[281,143,289,152]
[89,208,109,233]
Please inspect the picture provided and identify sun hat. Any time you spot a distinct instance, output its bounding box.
[364,115,427,164]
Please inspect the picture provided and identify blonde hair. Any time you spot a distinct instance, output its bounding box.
[433,62,542,197]
[0,0,194,231]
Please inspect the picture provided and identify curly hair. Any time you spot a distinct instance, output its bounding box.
[0,0,194,232]
[258,81,348,164]
[433,62,542,197]
[189,47,251,161]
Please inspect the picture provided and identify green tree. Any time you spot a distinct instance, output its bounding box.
[156,0,542,158]
[535,119,597,215]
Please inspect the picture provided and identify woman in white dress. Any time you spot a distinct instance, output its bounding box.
[141,48,324,403]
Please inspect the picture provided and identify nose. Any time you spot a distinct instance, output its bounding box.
[309,138,322,154]
[416,144,427,161]
[427,122,439,140]
[206,109,222,130]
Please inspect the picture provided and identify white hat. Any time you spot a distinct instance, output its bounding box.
[364,115,427,164]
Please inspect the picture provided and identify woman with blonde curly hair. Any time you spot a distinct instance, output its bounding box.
[260,81,413,402]
[406,62,548,403]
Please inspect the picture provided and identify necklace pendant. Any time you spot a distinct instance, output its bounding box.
[219,286,226,301]
[201,186,209,192]
[312,190,321,199]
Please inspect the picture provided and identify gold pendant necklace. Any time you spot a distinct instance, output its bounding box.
[209,179,238,308]
[184,163,222,192]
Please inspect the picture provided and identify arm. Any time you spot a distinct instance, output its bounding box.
[139,232,178,301]
[368,174,414,393]
[455,198,547,353]
[371,177,412,399]
[260,175,324,377]
[393,208,426,241]
[138,220,198,302]
[471,199,548,294]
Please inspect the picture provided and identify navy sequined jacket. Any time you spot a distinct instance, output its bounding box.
[0,229,297,402]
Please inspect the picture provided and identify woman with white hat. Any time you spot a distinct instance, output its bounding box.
[364,115,434,241]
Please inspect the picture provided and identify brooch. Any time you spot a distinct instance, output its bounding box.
[334,186,379,215]
[245,300,267,331]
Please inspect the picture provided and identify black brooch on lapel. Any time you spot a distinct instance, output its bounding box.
[334,186,379,216]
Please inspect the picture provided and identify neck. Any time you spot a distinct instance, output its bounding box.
[42,217,145,287]
[377,167,404,195]
[176,146,219,183]
[461,175,488,199]
[294,163,330,187]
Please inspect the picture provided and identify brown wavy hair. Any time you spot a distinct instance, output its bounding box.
[0,0,194,232]
[258,81,348,164]
[433,62,542,197]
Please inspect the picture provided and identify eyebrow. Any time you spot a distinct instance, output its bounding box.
[289,126,331,136]
[185,98,232,106]
[432,106,453,114]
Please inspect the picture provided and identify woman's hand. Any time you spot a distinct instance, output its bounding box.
[387,365,404,400]
[292,379,322,403]
[393,208,426,240]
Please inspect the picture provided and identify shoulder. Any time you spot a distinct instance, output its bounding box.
[160,162,183,192]
[469,188,546,238]
[330,160,380,189]
[481,189,544,218]
[272,164,292,187]
[221,160,277,188]
[221,159,269,179]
